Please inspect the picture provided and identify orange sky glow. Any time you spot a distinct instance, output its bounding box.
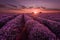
[0,8,60,14]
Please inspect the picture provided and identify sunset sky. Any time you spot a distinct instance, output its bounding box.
[0,0,60,9]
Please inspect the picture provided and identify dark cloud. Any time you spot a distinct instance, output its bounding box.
[0,4,6,8]
[0,0,60,9]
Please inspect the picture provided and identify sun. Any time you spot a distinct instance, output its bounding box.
[32,11,39,15]
[34,11,38,14]
[31,8,41,15]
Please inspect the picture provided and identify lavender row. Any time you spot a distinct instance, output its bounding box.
[0,14,18,28]
[24,15,59,40]
[38,13,60,22]
[31,16,60,38]
[0,15,25,40]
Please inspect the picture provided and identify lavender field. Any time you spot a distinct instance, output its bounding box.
[0,13,60,40]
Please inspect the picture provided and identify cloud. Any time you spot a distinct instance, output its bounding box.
[0,4,7,8]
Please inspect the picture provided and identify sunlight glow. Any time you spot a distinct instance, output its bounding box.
[33,11,38,14]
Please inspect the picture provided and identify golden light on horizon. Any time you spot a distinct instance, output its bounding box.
[33,11,38,15]
[1,8,60,13]
[34,11,38,14]
[32,9,40,15]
